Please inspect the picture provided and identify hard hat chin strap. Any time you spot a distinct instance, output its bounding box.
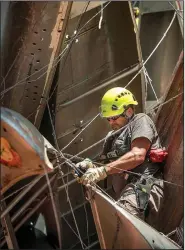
[122,113,133,121]
[122,106,135,122]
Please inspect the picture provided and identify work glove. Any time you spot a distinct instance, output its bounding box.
[79,166,107,186]
[73,158,96,178]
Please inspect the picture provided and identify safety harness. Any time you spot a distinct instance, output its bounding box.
[99,121,167,215]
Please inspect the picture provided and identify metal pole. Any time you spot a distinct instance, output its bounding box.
[60,187,112,217]
[58,178,76,192]
[1,175,43,219]
[87,190,107,249]
[11,174,56,223]
[85,240,99,249]
[0,196,47,248]
[58,64,140,109]
[34,2,73,128]
[14,197,47,231]
[1,200,19,249]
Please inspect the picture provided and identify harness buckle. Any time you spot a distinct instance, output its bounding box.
[107,150,118,159]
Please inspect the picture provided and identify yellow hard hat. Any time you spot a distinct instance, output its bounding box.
[100,87,138,118]
[134,7,140,17]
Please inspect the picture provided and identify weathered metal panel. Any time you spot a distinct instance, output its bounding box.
[87,188,180,249]
[55,2,143,160]
[0,1,10,47]
[0,107,54,194]
[139,1,173,14]
[1,2,71,128]
[70,2,102,19]
[155,51,184,233]
[54,2,144,248]
[140,11,183,103]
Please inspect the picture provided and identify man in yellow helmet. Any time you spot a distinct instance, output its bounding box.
[75,87,167,228]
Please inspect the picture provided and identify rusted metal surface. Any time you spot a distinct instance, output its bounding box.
[155,51,184,233]
[34,2,72,128]
[87,188,180,249]
[1,2,71,128]
[0,107,54,194]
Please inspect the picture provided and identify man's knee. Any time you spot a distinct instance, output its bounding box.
[116,180,164,225]
[117,184,145,220]
[118,199,145,220]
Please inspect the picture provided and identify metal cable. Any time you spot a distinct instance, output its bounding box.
[47,1,111,103]
[0,1,111,97]
[81,186,90,249]
[147,92,183,113]
[0,183,31,202]
[0,8,181,245]
[124,12,177,90]
[57,63,140,109]
[61,113,100,152]
[0,48,21,87]
[0,46,68,96]
[143,66,159,103]
[57,61,110,96]
[168,2,183,20]
[57,12,177,111]
[46,101,85,249]
[62,216,88,248]
[42,168,62,248]
[57,91,183,190]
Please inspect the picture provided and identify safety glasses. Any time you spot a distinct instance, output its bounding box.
[106,114,122,122]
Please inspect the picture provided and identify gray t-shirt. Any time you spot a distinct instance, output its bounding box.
[111,113,161,153]
[102,113,162,193]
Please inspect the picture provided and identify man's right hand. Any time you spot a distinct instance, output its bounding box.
[73,158,96,178]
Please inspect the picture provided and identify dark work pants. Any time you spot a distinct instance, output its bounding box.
[117,177,164,229]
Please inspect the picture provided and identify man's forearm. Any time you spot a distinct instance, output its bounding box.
[104,150,145,175]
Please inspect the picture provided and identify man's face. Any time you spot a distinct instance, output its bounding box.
[107,116,128,130]
[106,108,134,130]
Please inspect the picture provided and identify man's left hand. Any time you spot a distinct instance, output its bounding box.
[79,166,107,186]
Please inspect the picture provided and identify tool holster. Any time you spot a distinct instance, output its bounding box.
[134,177,154,212]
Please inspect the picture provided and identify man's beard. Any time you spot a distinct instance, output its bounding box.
[111,124,120,130]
